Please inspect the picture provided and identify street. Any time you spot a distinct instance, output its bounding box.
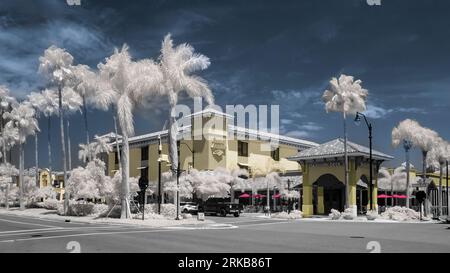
[0,213,449,253]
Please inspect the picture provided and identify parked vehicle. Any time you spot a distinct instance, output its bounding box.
[180,202,198,214]
[197,198,241,217]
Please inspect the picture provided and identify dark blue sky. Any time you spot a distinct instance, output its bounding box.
[1,0,450,171]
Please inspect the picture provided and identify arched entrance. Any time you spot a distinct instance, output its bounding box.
[313,174,344,215]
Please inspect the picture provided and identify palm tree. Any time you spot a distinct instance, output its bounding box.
[36,89,59,179]
[94,45,163,219]
[3,102,39,210]
[158,34,214,177]
[71,64,98,160]
[392,119,439,209]
[157,34,214,216]
[322,74,368,215]
[426,138,449,217]
[38,45,75,214]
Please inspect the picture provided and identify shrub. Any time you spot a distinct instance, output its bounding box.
[272,210,303,219]
[366,210,378,220]
[57,201,94,216]
[329,209,341,220]
[342,208,355,220]
[92,204,109,216]
[381,206,419,221]
[44,199,61,210]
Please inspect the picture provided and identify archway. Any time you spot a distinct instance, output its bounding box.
[313,174,345,215]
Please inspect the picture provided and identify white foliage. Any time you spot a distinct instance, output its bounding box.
[426,138,450,170]
[0,85,18,110]
[392,119,439,152]
[3,102,40,144]
[322,74,368,117]
[186,169,231,200]
[329,209,341,220]
[66,159,112,201]
[380,206,420,221]
[272,210,303,219]
[38,45,74,86]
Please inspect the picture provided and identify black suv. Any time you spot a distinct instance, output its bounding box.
[197,198,241,217]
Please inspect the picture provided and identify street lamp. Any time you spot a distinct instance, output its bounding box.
[354,112,374,211]
[403,139,413,208]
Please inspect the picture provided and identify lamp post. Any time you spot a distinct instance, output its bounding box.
[157,135,162,215]
[355,112,373,211]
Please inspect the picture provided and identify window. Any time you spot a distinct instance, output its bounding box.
[238,141,248,157]
[141,146,149,161]
[271,148,280,161]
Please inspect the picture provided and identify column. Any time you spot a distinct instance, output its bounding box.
[348,159,357,217]
[302,163,313,217]
[317,186,324,215]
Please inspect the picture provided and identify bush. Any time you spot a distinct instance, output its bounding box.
[342,208,355,220]
[272,210,303,219]
[92,204,109,216]
[329,209,341,220]
[57,201,94,216]
[381,206,419,221]
[366,210,378,220]
[44,199,61,210]
[144,203,177,219]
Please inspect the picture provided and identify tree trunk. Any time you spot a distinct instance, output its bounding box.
[1,110,9,209]
[168,105,178,173]
[422,150,429,217]
[35,133,39,187]
[112,105,121,170]
[405,146,411,208]
[58,87,69,215]
[343,114,350,212]
[439,162,443,217]
[47,116,52,181]
[19,142,24,210]
[82,96,91,161]
[120,132,131,219]
[67,119,72,170]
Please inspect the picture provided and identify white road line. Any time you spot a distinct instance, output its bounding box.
[221,218,287,225]
[0,218,58,228]
[238,220,296,228]
[0,228,177,243]
[0,227,63,235]
[0,226,135,237]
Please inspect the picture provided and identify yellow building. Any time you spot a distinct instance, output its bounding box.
[288,139,393,217]
[106,109,318,187]
[38,169,65,201]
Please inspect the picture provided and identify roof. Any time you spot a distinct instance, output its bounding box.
[288,138,394,161]
[110,125,319,149]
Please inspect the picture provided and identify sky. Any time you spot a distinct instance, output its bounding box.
[1,0,450,171]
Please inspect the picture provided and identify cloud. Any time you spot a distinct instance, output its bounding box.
[285,130,312,139]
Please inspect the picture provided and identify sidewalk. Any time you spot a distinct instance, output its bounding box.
[0,208,215,228]
[242,212,440,224]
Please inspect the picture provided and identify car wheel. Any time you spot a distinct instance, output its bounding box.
[183,209,188,213]
[220,209,227,217]
[234,212,239,217]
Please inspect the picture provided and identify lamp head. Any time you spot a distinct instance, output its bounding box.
[354,112,362,126]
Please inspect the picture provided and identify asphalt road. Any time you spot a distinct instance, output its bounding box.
[0,213,449,253]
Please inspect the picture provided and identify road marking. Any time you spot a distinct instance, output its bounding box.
[0,217,58,228]
[221,218,288,225]
[238,220,295,228]
[0,226,135,237]
[0,228,63,235]
[0,228,177,243]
